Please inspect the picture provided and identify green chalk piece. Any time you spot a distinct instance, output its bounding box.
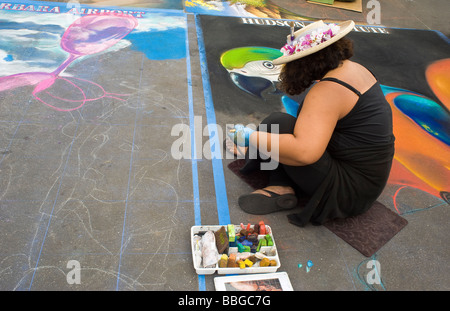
[265,234,273,246]
[257,238,267,252]
[227,224,235,242]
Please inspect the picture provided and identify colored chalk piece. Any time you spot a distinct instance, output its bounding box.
[227,224,235,242]
[265,234,273,246]
[236,242,246,253]
[244,259,254,267]
[247,233,258,243]
[259,221,266,235]
[253,223,260,234]
[238,260,245,269]
[260,258,270,267]
[241,239,253,247]
[248,255,257,263]
[256,238,267,252]
[255,252,265,260]
[306,260,314,272]
[218,254,228,268]
[227,253,238,268]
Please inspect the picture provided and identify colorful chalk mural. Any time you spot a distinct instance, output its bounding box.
[184,0,316,20]
[381,72,450,205]
[1,14,138,111]
[0,3,187,111]
[200,15,450,208]
[29,0,184,10]
[0,0,448,292]
[220,47,450,204]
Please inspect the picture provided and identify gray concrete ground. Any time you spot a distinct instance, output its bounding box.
[0,0,448,291]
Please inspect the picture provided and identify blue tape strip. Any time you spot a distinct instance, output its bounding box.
[194,13,230,226]
[186,16,202,228]
[186,14,206,291]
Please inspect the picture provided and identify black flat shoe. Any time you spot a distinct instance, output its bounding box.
[238,189,297,215]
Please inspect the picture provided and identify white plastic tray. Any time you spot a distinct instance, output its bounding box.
[191,225,280,275]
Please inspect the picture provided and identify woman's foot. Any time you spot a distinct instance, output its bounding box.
[253,185,295,197]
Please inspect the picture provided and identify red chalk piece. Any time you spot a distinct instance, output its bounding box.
[259,221,266,235]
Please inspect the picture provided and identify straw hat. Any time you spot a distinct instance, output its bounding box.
[272,20,355,65]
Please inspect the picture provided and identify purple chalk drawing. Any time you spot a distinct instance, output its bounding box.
[0,14,138,111]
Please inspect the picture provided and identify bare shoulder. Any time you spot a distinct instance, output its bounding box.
[303,78,360,119]
[324,61,377,93]
[299,82,344,123]
[304,80,351,109]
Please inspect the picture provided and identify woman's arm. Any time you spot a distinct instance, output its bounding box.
[249,82,351,166]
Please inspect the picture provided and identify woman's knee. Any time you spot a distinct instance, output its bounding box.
[259,112,297,134]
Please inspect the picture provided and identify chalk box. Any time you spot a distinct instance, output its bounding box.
[191,225,281,275]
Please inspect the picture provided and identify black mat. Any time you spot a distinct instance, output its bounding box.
[228,159,408,257]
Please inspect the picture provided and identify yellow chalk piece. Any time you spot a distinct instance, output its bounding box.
[244,259,254,267]
[218,254,228,268]
[260,257,270,267]
[238,260,246,269]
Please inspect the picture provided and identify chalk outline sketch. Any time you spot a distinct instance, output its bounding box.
[0,9,191,290]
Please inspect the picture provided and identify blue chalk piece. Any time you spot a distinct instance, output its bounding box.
[297,263,303,268]
[306,260,314,273]
[236,242,246,253]
[241,239,253,247]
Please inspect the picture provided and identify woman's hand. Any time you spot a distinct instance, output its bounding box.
[227,124,255,147]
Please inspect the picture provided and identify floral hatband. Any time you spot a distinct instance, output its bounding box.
[280,24,341,56]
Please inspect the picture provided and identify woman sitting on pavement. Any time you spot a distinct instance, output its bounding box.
[226,20,395,227]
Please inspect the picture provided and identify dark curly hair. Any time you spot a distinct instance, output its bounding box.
[277,38,354,95]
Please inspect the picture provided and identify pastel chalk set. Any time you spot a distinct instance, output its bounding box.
[191,222,281,275]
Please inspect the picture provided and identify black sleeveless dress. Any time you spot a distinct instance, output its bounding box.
[288,77,395,226]
[242,76,396,226]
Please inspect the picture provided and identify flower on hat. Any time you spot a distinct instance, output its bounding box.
[280,23,341,56]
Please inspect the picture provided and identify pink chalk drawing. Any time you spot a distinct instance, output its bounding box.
[0,13,138,111]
